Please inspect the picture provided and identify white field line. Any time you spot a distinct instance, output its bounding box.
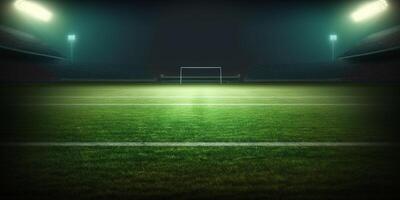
[0,142,393,147]
[17,103,373,106]
[28,96,364,99]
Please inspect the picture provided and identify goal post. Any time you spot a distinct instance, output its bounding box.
[179,67,222,84]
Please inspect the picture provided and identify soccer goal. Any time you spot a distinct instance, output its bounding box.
[179,67,222,84]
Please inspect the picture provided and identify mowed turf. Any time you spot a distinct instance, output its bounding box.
[1,83,399,199]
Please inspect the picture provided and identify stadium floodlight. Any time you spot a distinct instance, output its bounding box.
[180,67,223,84]
[14,0,53,22]
[67,34,76,63]
[329,34,338,62]
[351,0,388,23]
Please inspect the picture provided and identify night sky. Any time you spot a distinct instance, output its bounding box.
[1,0,399,68]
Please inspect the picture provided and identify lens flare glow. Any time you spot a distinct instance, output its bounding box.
[68,34,76,42]
[14,0,53,22]
[351,0,388,23]
[329,34,338,42]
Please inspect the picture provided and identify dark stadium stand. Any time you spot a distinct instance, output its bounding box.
[0,26,63,82]
[56,63,154,81]
[340,25,400,82]
[246,62,349,82]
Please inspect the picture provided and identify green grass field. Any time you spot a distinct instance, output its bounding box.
[1,83,399,199]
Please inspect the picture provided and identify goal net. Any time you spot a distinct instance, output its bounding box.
[179,67,222,84]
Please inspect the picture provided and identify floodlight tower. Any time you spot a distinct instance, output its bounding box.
[329,34,338,62]
[67,34,76,63]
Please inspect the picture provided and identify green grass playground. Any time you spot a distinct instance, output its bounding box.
[1,83,399,199]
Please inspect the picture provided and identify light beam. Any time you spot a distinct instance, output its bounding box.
[14,0,53,22]
[351,0,388,23]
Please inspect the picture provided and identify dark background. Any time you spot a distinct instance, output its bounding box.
[1,0,399,77]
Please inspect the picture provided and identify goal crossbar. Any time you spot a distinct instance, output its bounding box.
[179,67,222,84]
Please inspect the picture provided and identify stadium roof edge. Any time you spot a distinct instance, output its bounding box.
[340,25,400,61]
[339,46,400,60]
[0,25,64,61]
[0,44,65,60]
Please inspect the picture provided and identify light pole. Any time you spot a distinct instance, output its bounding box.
[329,34,337,62]
[67,34,76,63]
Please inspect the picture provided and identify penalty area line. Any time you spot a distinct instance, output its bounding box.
[0,142,394,147]
[15,103,374,106]
[28,96,364,99]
